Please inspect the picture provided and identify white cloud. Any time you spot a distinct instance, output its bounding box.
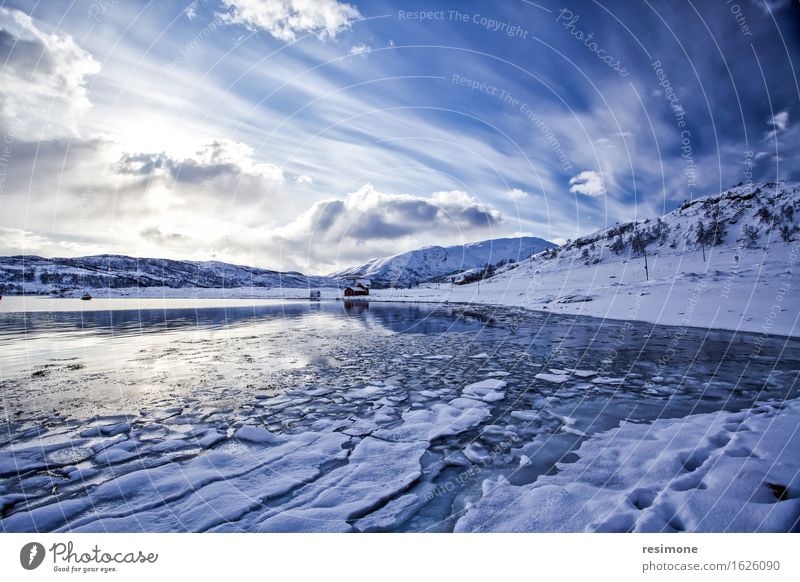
[185,2,198,19]
[507,188,529,200]
[569,170,605,197]
[219,0,360,42]
[430,189,483,209]
[349,43,371,56]
[296,174,313,184]
[0,227,52,252]
[271,183,502,270]
[116,138,284,182]
[196,139,284,181]
[0,227,99,256]
[769,110,789,131]
[751,0,791,15]
[0,135,292,265]
[764,110,789,140]
[0,8,100,139]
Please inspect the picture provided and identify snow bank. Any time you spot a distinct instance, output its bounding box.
[456,399,800,532]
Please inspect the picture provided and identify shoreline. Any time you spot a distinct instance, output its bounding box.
[1,288,798,340]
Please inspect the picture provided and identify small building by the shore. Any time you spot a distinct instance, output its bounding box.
[343,279,370,297]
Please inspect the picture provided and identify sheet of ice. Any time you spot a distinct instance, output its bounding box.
[535,373,569,383]
[463,443,492,464]
[462,379,507,403]
[7,432,350,533]
[235,425,285,445]
[509,410,539,422]
[254,437,428,532]
[569,369,598,378]
[346,385,388,400]
[592,376,626,385]
[456,399,800,532]
[353,483,438,532]
[79,422,131,437]
[374,397,492,443]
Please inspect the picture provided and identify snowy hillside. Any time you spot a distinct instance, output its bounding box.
[0,255,340,296]
[331,236,557,288]
[370,182,800,336]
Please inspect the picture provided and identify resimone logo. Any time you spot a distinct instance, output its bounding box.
[20,542,46,570]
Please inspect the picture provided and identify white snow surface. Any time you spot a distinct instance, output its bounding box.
[456,399,800,532]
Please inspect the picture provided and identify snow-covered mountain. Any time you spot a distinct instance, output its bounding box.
[0,255,340,296]
[330,236,557,288]
[369,181,800,337]
[506,180,799,276]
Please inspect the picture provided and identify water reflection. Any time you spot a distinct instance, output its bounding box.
[2,299,798,412]
[0,300,507,341]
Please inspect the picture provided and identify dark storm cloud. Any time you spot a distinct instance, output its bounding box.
[281,185,502,245]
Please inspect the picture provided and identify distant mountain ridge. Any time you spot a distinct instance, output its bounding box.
[0,235,558,295]
[0,255,340,295]
[330,236,557,288]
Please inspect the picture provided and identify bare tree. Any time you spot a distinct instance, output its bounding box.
[610,235,625,254]
[695,221,707,262]
[743,225,759,247]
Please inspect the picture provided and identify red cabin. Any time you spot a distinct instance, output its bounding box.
[343,280,370,296]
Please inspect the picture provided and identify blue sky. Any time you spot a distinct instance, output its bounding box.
[0,0,798,273]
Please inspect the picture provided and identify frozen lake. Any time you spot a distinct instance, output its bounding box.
[1,299,798,532]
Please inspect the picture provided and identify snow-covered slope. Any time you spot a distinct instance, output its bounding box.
[0,255,340,296]
[369,182,800,336]
[456,398,800,532]
[331,236,557,288]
